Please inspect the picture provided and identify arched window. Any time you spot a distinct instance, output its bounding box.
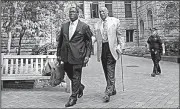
[140,20,144,37]
[147,10,153,29]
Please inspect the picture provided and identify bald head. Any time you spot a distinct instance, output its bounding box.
[99,7,109,21]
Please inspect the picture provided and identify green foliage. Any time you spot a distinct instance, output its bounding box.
[164,37,179,56]
[124,46,149,57]
[1,1,84,47]
[124,38,179,56]
[1,1,71,54]
[31,43,56,55]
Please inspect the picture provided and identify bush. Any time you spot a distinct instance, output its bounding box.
[164,39,179,56]
[124,38,179,56]
[124,46,149,56]
[31,43,56,55]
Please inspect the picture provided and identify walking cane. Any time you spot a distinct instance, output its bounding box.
[120,54,125,91]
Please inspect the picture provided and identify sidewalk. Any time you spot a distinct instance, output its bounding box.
[1,55,179,108]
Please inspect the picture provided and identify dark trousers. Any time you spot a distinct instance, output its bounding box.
[101,42,116,94]
[150,49,161,74]
[64,62,84,100]
[91,45,94,55]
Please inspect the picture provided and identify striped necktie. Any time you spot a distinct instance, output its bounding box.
[102,20,108,41]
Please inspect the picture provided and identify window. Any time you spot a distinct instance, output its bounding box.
[147,10,153,29]
[124,1,132,18]
[105,1,113,17]
[140,1,143,6]
[140,20,144,37]
[126,30,134,42]
[90,2,99,18]
[78,1,84,18]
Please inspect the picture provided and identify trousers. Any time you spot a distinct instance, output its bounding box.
[150,49,161,74]
[101,42,116,94]
[64,62,84,100]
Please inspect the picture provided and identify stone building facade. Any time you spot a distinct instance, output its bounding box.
[136,1,179,46]
[78,1,139,47]
[78,1,179,47]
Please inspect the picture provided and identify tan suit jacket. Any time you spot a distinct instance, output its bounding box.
[93,17,125,62]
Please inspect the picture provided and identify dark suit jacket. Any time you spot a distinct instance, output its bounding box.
[147,34,163,52]
[57,20,93,64]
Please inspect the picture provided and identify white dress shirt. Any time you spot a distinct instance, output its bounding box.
[69,19,79,40]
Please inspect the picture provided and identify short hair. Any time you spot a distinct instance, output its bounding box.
[69,4,79,13]
[99,7,109,13]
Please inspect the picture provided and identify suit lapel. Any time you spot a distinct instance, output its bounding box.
[70,20,81,41]
[107,17,111,30]
[100,21,103,35]
[97,21,103,40]
[65,22,70,40]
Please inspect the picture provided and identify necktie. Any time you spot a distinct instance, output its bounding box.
[102,20,108,41]
[69,22,74,40]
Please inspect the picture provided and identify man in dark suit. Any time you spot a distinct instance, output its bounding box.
[57,5,93,107]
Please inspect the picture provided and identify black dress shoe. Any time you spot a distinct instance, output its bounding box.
[78,85,85,98]
[65,99,77,107]
[103,94,110,102]
[151,73,156,77]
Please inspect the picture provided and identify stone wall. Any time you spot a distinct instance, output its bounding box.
[82,1,179,47]
[137,1,179,46]
[83,1,138,47]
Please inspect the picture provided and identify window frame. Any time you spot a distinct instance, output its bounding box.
[78,1,84,18]
[124,1,132,18]
[90,2,99,18]
[147,10,153,29]
[105,1,113,17]
[140,20,144,37]
[126,30,134,42]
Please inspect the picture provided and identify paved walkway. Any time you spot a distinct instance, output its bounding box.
[1,55,179,108]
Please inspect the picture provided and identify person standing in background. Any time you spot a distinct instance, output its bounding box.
[147,27,165,77]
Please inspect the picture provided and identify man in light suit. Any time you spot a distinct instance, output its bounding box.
[57,5,93,107]
[92,7,125,102]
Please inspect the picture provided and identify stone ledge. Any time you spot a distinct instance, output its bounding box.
[124,53,145,57]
